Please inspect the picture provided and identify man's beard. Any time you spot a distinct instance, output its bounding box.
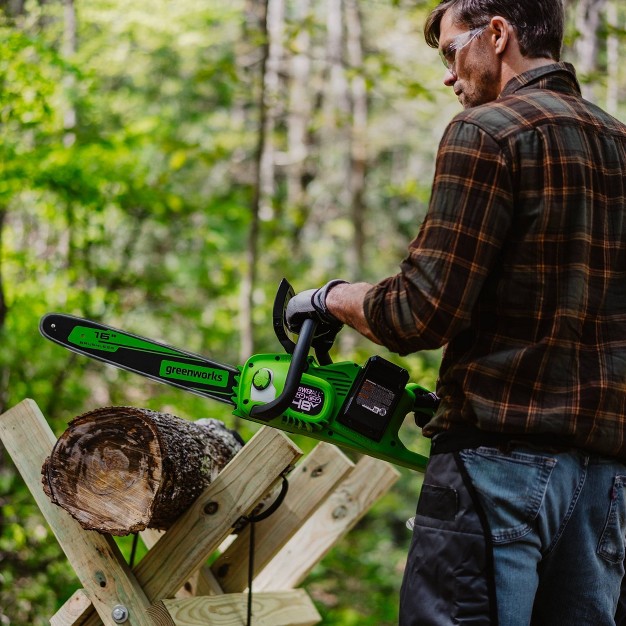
[455,58,500,109]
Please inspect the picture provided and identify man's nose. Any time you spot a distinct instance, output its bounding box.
[443,68,456,87]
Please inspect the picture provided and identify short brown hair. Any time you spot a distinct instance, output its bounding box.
[424,0,564,61]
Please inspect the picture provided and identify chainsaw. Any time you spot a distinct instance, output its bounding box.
[39,279,438,471]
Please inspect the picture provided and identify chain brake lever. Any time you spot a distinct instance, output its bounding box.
[273,278,339,364]
[272,279,297,355]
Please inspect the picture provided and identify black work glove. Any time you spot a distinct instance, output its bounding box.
[285,279,348,335]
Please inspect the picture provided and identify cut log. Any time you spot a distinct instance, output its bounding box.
[42,406,243,536]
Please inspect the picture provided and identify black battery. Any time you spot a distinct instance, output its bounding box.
[337,356,409,442]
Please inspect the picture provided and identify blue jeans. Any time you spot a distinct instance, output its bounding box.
[459,446,626,625]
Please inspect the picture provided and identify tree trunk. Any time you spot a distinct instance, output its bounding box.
[606,0,619,115]
[0,0,25,18]
[286,0,312,222]
[0,208,7,332]
[323,0,348,132]
[260,0,284,221]
[42,407,243,536]
[63,0,77,147]
[321,0,349,206]
[0,208,8,415]
[240,0,270,365]
[574,0,607,101]
[345,0,367,276]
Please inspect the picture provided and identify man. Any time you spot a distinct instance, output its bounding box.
[285,0,626,624]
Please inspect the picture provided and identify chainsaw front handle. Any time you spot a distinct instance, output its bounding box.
[249,317,317,421]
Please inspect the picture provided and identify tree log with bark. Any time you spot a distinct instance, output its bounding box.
[42,406,243,536]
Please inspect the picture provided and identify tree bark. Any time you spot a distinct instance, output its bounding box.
[42,407,243,536]
[345,0,367,276]
[0,208,8,415]
[606,0,619,116]
[574,0,607,101]
[240,0,270,365]
[63,0,77,147]
[0,208,7,333]
[259,0,284,221]
[323,0,349,132]
[0,0,25,18]
[286,0,312,220]
[321,0,349,209]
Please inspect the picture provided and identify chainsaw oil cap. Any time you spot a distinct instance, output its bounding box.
[252,368,273,391]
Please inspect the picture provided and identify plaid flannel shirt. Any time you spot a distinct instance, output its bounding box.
[364,63,626,459]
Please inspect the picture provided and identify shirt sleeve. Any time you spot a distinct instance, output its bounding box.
[363,119,514,356]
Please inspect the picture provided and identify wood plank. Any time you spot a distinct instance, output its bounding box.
[0,400,153,626]
[143,602,176,626]
[141,532,226,597]
[212,442,354,592]
[134,426,302,600]
[193,567,224,597]
[140,530,213,598]
[253,455,400,591]
[148,590,321,626]
[49,589,93,626]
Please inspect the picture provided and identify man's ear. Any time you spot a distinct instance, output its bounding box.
[489,16,512,57]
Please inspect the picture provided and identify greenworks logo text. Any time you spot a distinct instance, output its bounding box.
[160,360,228,387]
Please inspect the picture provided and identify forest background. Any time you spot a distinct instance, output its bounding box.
[0,0,624,623]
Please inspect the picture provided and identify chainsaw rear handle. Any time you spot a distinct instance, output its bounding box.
[250,317,317,421]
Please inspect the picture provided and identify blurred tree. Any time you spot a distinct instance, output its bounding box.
[345,0,367,276]
[574,0,607,99]
[606,0,619,115]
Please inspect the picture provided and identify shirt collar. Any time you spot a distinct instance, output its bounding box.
[499,62,582,99]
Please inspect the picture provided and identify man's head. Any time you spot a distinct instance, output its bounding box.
[425,0,564,108]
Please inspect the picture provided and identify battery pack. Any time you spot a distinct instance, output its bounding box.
[337,356,410,442]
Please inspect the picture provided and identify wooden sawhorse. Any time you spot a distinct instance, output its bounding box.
[0,400,399,625]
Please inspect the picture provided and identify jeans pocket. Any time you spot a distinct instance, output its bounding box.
[459,446,556,544]
[597,475,626,563]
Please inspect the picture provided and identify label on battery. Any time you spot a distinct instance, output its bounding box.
[355,379,395,416]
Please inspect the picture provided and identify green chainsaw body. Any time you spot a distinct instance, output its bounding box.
[236,353,432,469]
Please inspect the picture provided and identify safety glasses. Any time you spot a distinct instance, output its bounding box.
[439,25,489,76]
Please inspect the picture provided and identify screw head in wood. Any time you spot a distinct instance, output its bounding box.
[111,605,129,623]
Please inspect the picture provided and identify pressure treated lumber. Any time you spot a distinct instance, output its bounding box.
[140,528,222,598]
[49,589,93,626]
[254,454,400,591]
[212,441,355,593]
[147,590,321,626]
[42,406,243,535]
